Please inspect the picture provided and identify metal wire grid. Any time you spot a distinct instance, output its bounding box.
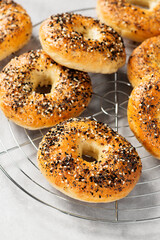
[0,7,160,223]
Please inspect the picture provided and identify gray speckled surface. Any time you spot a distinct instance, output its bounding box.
[0,0,160,239]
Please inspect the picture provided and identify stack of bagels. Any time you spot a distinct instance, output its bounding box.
[1,0,160,203]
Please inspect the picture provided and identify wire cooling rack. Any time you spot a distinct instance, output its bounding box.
[1,7,160,223]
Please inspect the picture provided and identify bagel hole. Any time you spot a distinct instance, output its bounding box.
[81,144,99,163]
[126,0,150,9]
[34,76,53,94]
[73,26,100,41]
[35,84,52,94]
[82,154,97,163]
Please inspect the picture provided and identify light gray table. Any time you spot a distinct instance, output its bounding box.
[0,1,160,239]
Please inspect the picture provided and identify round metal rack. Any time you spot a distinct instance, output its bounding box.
[0,7,160,223]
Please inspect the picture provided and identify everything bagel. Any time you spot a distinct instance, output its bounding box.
[39,13,126,73]
[38,118,142,203]
[0,50,92,130]
[128,77,160,159]
[128,35,160,87]
[0,0,32,60]
[97,0,160,42]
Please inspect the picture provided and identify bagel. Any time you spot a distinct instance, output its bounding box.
[128,77,160,159]
[0,0,32,61]
[0,50,92,130]
[128,35,160,87]
[97,0,160,42]
[39,13,126,74]
[37,118,142,203]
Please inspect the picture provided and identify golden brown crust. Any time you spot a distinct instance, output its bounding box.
[128,77,160,159]
[97,0,160,42]
[0,50,92,130]
[128,36,160,87]
[39,13,126,74]
[37,118,142,203]
[0,0,32,60]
